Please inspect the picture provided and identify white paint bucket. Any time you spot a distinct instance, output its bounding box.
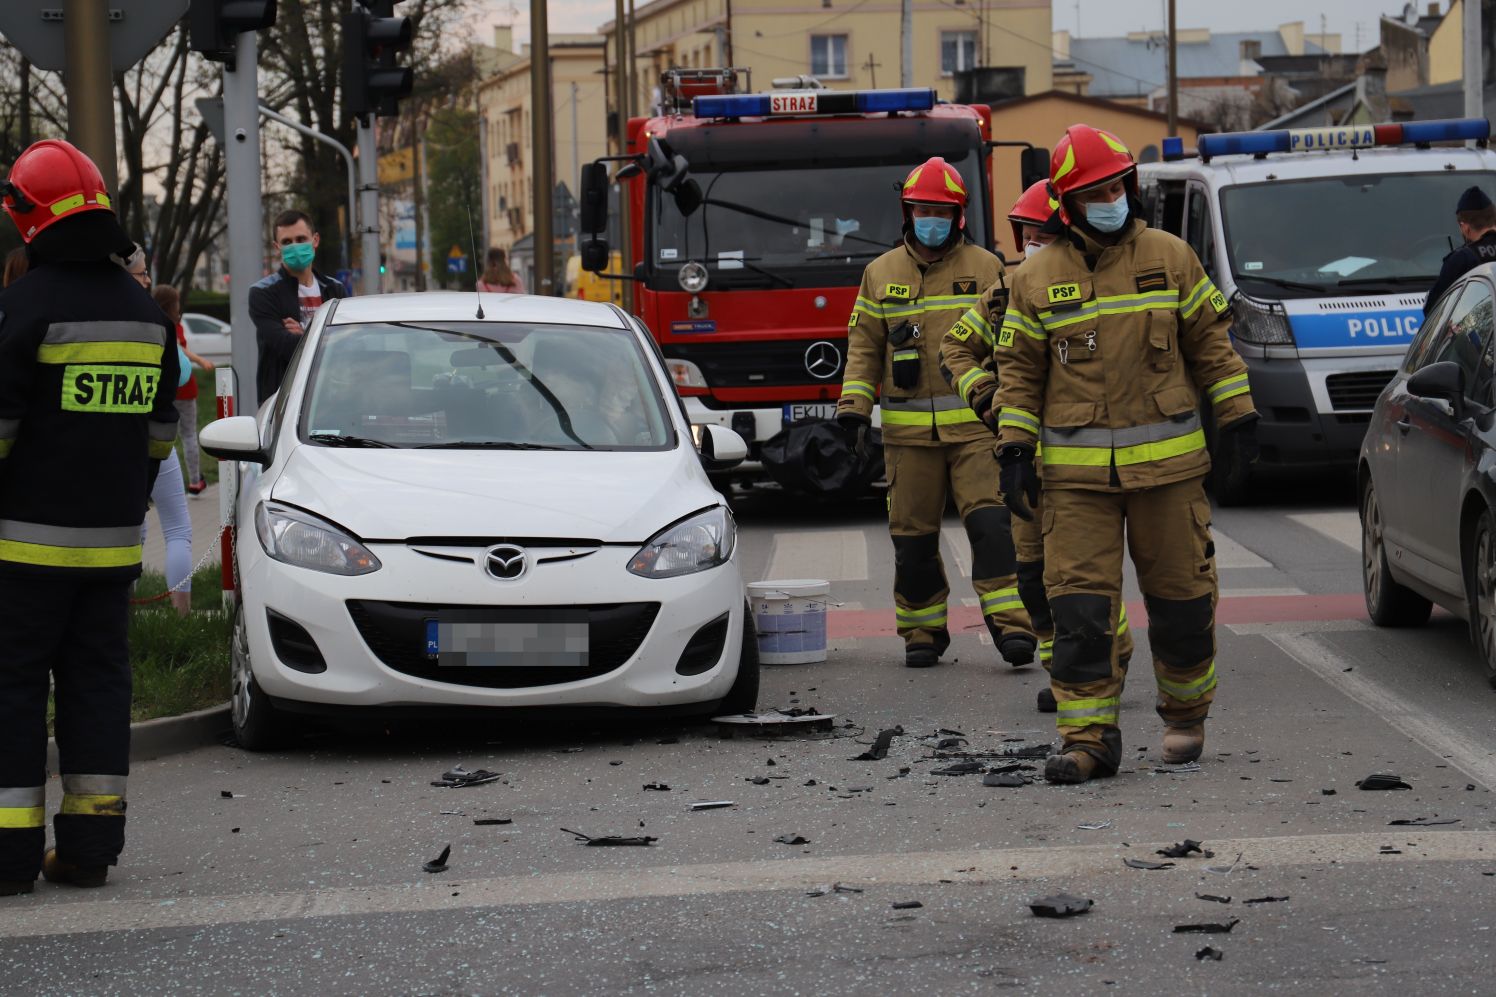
[747,579,830,665]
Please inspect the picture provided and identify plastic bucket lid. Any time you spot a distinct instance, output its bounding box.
[747,579,829,599]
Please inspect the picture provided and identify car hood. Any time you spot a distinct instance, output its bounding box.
[269,444,712,543]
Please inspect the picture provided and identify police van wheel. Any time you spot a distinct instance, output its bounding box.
[717,602,761,716]
[230,603,293,752]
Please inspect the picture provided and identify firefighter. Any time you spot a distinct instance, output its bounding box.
[941,181,1133,712]
[992,125,1256,784]
[837,157,1034,669]
[0,141,179,895]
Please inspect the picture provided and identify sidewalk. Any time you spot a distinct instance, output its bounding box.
[141,481,226,578]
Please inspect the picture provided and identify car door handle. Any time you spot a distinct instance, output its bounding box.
[1396,418,1412,434]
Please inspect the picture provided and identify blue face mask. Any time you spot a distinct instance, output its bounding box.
[281,242,316,271]
[1084,193,1129,233]
[912,215,953,248]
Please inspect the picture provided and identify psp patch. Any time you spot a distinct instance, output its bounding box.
[884,282,912,299]
[1208,290,1229,313]
[1135,271,1168,293]
[952,279,977,295]
[847,310,859,328]
[950,321,974,342]
[1046,282,1082,305]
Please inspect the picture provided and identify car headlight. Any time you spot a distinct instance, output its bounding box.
[1230,291,1295,346]
[254,502,381,575]
[628,506,735,578]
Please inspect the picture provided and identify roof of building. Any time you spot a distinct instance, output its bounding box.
[991,88,1210,132]
[1066,30,1327,99]
[1387,80,1496,123]
[1257,81,1358,129]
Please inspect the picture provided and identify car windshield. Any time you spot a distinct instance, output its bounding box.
[1221,171,1496,296]
[299,321,674,451]
[650,151,987,285]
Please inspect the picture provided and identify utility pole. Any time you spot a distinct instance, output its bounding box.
[900,0,912,87]
[627,0,638,119]
[356,118,380,296]
[1465,0,1483,138]
[531,0,555,296]
[18,57,31,147]
[614,0,633,311]
[1166,0,1178,134]
[571,80,581,261]
[862,52,881,89]
[63,0,119,194]
[224,29,264,412]
[412,117,427,290]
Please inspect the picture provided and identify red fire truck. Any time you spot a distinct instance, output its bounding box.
[579,69,1044,479]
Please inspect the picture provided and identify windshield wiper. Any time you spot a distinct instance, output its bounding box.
[726,260,794,289]
[1336,275,1434,288]
[1236,274,1325,294]
[307,433,398,448]
[418,441,567,450]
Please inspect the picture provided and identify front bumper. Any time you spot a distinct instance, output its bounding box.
[1243,353,1398,467]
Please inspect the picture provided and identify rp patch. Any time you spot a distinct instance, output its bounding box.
[997,327,1015,348]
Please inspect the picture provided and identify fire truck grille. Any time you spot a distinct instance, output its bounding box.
[667,341,844,389]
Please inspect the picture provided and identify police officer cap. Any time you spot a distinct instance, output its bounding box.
[1458,186,1493,213]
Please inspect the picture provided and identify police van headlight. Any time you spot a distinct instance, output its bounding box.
[255,502,382,575]
[628,506,735,578]
[1230,291,1295,346]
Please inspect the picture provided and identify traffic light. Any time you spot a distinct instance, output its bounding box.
[342,0,414,120]
[189,0,278,65]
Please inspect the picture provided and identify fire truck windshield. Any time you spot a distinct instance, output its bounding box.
[646,150,988,291]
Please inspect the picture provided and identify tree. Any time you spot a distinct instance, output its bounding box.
[424,106,480,290]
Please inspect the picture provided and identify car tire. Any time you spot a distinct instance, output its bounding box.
[716,602,761,715]
[1362,477,1433,628]
[1466,508,1496,688]
[230,601,293,751]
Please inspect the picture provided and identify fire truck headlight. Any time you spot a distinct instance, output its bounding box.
[678,261,709,294]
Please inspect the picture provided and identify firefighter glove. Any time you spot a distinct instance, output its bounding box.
[997,443,1040,521]
[971,387,999,433]
[837,411,871,463]
[1220,413,1260,466]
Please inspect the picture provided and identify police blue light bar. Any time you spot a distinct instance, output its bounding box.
[693,87,935,119]
[1161,136,1184,161]
[1198,117,1490,162]
[1400,117,1490,144]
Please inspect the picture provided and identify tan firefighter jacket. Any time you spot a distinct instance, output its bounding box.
[838,237,1004,446]
[992,218,1256,490]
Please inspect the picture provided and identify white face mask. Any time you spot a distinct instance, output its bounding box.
[1023,242,1046,258]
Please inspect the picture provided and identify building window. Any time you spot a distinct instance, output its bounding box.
[941,31,977,75]
[810,34,848,79]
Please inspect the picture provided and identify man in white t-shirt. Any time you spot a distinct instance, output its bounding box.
[247,209,348,407]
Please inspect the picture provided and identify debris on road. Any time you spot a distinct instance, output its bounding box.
[643,783,671,792]
[774,834,810,845]
[1157,840,1214,859]
[806,882,865,897]
[931,760,985,776]
[1244,896,1289,905]
[562,828,657,846]
[851,726,904,761]
[1206,853,1245,875]
[1152,762,1202,774]
[747,776,771,785]
[1028,893,1093,918]
[714,710,837,738]
[1173,919,1239,934]
[472,818,512,826]
[1195,946,1224,961]
[689,801,736,811]
[1195,893,1232,904]
[1356,774,1412,791]
[1322,789,1338,796]
[1124,858,1175,870]
[983,772,1027,787]
[891,901,923,910]
[1389,817,1459,826]
[1077,820,1113,831]
[431,766,502,788]
[219,790,237,799]
[423,845,451,873]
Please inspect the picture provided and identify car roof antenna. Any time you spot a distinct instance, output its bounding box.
[467,198,486,320]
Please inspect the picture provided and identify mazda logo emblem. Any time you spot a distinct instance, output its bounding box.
[484,544,527,580]
[805,341,842,380]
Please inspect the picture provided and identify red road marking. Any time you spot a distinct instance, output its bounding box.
[829,594,1371,639]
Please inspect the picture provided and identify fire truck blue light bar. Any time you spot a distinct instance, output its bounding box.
[693,88,935,119]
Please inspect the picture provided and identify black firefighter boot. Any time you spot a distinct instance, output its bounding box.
[986,618,1036,667]
[905,643,939,668]
[0,879,34,897]
[42,849,108,888]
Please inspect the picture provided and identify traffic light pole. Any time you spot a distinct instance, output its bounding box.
[224,29,264,413]
[62,0,120,195]
[357,117,381,295]
[531,0,555,296]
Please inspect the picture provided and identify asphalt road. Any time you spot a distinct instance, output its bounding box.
[7,470,1496,995]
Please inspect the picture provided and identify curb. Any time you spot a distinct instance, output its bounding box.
[47,703,231,770]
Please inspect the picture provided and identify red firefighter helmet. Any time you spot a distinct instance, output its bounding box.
[1047,124,1137,225]
[901,156,968,230]
[2,140,114,243]
[1007,180,1058,250]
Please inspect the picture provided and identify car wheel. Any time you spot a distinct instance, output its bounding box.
[230,601,293,751]
[716,602,761,715]
[1467,509,1496,688]
[1362,477,1433,627]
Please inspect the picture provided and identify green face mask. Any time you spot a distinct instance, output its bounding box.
[281,242,316,271]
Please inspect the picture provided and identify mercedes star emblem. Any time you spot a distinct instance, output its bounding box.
[484,544,527,580]
[804,340,842,380]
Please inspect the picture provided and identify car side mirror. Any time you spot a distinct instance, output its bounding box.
[694,423,748,471]
[1407,360,1466,416]
[200,415,269,466]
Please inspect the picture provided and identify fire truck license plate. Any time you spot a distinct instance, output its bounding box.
[783,403,837,424]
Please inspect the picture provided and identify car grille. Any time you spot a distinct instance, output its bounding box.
[667,340,842,389]
[345,600,660,689]
[1325,370,1396,411]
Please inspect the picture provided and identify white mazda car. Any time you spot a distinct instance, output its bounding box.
[201,293,755,750]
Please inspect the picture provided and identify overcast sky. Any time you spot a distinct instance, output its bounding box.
[470,0,1413,55]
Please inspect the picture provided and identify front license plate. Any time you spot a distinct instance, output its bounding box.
[783,402,837,424]
[426,613,589,667]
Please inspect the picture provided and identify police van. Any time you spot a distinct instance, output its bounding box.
[1138,118,1496,502]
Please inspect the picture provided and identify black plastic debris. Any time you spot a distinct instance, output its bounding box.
[562,828,657,846]
[803,779,818,787]
[747,776,771,785]
[892,901,923,910]
[714,710,837,737]
[432,766,502,789]
[1195,946,1224,961]
[1195,893,1232,904]
[1124,858,1175,870]
[766,758,776,766]
[774,834,810,845]
[932,760,985,776]
[473,818,512,826]
[220,790,235,799]
[1173,919,1239,934]
[1389,817,1459,826]
[423,845,451,873]
[1028,893,1093,918]
[689,801,735,811]
[1356,774,1412,791]
[852,726,904,761]
[1157,840,1213,859]
[834,883,863,893]
[1379,846,1403,855]
[643,783,671,792]
[1322,789,1338,796]
[983,772,1027,787]
[1244,895,1289,905]
[759,418,884,498]
[990,762,1036,775]
[1002,744,1051,759]
[934,736,967,750]
[938,728,965,737]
